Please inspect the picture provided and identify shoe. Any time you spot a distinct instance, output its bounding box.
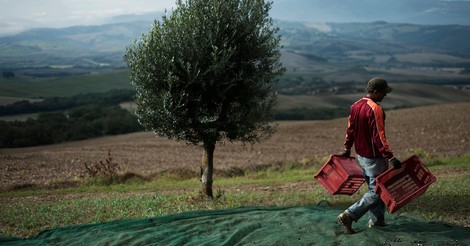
[338,213,355,234]
[368,221,387,228]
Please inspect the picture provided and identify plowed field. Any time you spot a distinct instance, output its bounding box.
[1,102,469,189]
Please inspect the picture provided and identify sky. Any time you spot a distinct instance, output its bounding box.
[271,0,470,25]
[1,0,470,36]
[0,0,176,35]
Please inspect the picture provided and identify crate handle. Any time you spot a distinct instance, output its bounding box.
[411,155,432,173]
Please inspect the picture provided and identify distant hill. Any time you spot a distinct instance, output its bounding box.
[1,19,469,75]
[278,21,470,82]
[279,21,470,61]
[277,83,470,110]
[0,21,153,68]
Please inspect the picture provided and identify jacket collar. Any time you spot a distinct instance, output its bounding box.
[363,95,380,104]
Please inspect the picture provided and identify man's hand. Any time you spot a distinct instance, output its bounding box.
[341,149,351,157]
[390,158,401,169]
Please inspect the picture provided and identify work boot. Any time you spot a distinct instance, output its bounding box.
[338,212,355,234]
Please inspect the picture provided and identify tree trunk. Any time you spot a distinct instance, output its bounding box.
[200,141,215,198]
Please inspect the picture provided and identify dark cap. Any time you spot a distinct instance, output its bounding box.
[367,77,392,93]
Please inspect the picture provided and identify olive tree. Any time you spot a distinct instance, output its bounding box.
[124,0,284,197]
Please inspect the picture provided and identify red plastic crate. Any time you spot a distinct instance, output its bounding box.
[375,155,437,214]
[314,155,365,195]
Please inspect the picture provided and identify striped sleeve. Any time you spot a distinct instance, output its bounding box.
[367,100,394,160]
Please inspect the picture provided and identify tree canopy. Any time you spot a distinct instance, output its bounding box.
[124,0,284,197]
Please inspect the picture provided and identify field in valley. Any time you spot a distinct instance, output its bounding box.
[1,102,469,190]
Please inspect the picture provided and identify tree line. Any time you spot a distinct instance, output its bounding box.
[274,107,349,121]
[0,88,350,148]
[0,105,143,148]
[0,89,143,148]
[0,89,134,116]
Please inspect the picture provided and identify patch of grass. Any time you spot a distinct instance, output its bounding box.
[407,149,445,167]
[0,69,131,98]
[433,154,470,167]
[400,175,470,225]
[0,155,469,238]
[219,166,314,187]
[0,194,193,237]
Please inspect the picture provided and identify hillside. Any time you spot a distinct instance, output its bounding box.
[0,21,152,68]
[1,102,469,189]
[1,20,469,82]
[277,82,470,109]
[278,22,470,83]
[280,21,470,59]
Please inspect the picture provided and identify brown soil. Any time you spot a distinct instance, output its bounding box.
[1,102,469,189]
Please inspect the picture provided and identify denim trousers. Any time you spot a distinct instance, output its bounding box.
[345,155,388,224]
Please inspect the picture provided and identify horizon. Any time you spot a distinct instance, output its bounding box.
[1,0,470,36]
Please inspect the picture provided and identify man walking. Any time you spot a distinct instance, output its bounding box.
[338,77,402,234]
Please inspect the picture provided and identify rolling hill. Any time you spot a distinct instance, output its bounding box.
[277,82,470,110]
[1,19,469,73]
[1,18,469,121]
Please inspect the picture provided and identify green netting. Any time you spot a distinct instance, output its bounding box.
[1,206,469,245]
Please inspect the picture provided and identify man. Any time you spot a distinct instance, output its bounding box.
[338,77,401,234]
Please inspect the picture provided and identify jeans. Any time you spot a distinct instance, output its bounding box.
[345,155,388,225]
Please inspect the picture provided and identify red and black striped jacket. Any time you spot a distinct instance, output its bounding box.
[344,96,395,161]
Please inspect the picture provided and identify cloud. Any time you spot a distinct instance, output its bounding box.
[0,0,176,35]
[423,7,443,13]
[0,0,469,36]
[0,21,29,35]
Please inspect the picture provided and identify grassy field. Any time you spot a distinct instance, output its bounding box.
[0,69,132,98]
[1,154,468,239]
